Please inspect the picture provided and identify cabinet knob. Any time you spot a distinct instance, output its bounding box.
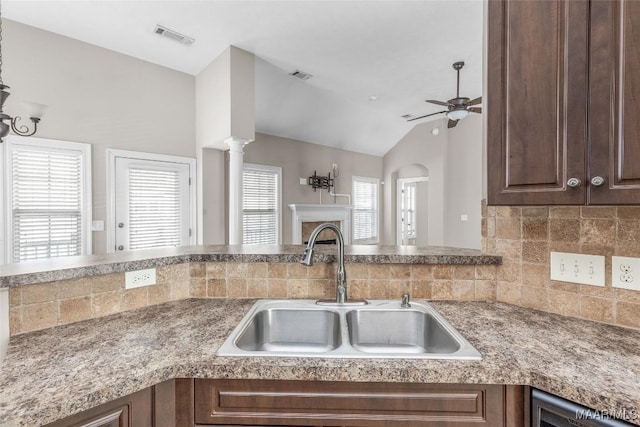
[590,176,605,187]
[566,178,582,188]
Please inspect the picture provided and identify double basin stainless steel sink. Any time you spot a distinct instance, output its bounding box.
[217,299,481,360]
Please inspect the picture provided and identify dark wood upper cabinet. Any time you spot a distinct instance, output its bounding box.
[487,0,640,205]
[589,0,640,204]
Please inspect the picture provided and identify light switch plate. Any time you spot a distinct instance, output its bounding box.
[299,178,307,185]
[550,252,605,287]
[612,256,640,291]
[125,268,156,289]
[91,220,104,231]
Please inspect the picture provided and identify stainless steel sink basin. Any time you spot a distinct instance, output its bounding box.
[235,308,341,353]
[217,299,481,360]
[346,309,461,354]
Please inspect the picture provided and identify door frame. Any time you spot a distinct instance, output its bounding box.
[106,149,196,253]
[396,177,429,246]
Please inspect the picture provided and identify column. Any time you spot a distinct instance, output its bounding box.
[226,137,250,245]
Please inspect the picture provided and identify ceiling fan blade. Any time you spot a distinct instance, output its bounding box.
[469,107,482,114]
[425,99,450,107]
[447,119,458,129]
[467,96,482,106]
[407,110,447,122]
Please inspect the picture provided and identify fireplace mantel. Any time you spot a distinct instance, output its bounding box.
[288,204,353,245]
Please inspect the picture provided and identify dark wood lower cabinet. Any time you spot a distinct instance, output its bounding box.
[47,379,527,427]
[45,387,153,427]
[194,379,526,427]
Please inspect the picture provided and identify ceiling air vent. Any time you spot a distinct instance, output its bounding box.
[401,114,414,120]
[154,25,195,46]
[289,70,313,80]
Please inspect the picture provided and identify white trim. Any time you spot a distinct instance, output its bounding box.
[3,135,92,262]
[351,175,380,245]
[243,162,283,245]
[288,204,353,245]
[396,176,429,246]
[106,149,196,253]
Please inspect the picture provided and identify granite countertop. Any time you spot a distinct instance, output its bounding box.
[0,245,501,287]
[0,299,638,426]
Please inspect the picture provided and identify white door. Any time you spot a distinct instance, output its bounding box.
[114,157,191,252]
[396,177,428,246]
[398,181,417,246]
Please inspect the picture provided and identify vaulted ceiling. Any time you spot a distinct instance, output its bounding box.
[5,0,483,156]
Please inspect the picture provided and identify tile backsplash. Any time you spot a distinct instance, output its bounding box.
[8,264,190,336]
[9,201,640,336]
[188,262,496,302]
[482,202,640,329]
[8,261,495,336]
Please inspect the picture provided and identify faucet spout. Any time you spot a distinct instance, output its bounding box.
[300,223,348,304]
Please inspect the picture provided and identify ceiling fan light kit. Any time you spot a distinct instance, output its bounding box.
[408,61,482,128]
[447,109,469,121]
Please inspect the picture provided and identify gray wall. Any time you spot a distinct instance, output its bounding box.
[244,133,384,244]
[383,120,447,246]
[445,114,482,249]
[382,117,483,249]
[4,20,196,254]
[202,148,227,244]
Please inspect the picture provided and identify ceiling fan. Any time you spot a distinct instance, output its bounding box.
[407,61,482,128]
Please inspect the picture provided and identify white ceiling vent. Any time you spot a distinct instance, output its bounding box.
[401,114,414,120]
[289,70,313,80]
[154,25,195,46]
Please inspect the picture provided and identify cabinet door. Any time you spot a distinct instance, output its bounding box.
[588,0,640,204]
[194,379,514,427]
[487,0,589,205]
[45,388,152,427]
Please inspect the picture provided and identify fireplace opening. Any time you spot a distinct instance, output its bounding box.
[302,221,340,245]
[303,238,337,245]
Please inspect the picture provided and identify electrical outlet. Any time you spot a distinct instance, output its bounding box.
[125,268,156,289]
[612,256,640,291]
[550,252,605,287]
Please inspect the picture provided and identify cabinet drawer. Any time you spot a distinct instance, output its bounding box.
[195,379,508,426]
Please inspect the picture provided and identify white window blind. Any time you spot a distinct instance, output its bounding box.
[128,168,182,250]
[243,165,281,245]
[111,152,193,253]
[352,177,379,244]
[8,141,89,263]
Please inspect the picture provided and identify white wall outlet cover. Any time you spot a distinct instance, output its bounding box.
[299,178,307,185]
[612,256,640,291]
[460,214,469,221]
[125,268,156,289]
[550,252,605,287]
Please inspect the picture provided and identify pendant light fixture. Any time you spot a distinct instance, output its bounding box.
[0,0,44,142]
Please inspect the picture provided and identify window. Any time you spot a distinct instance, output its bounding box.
[107,149,195,252]
[352,176,379,244]
[242,163,281,245]
[4,136,91,263]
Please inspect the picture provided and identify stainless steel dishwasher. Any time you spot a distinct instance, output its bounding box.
[532,388,635,427]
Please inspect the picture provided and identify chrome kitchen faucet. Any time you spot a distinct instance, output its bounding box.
[300,223,366,305]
